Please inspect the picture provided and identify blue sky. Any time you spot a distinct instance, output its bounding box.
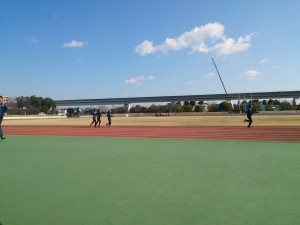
[1,0,300,100]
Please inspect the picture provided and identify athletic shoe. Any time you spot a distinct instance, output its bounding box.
[1,136,5,140]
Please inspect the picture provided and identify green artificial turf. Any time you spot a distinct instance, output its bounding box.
[0,136,300,225]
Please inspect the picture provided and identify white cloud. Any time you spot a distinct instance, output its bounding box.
[25,37,39,44]
[213,35,252,57]
[62,40,88,48]
[135,22,252,57]
[243,70,261,80]
[124,75,155,85]
[134,40,156,56]
[205,72,215,78]
[259,58,269,64]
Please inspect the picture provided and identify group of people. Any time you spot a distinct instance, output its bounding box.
[90,108,113,128]
[89,105,255,128]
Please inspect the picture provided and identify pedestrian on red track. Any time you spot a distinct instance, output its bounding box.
[90,108,97,127]
[96,109,102,127]
[106,110,113,127]
[244,104,254,128]
[0,95,8,140]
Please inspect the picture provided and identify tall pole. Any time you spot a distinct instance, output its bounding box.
[211,58,227,95]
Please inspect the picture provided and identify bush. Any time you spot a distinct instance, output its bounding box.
[219,101,233,112]
[6,108,25,115]
[194,104,204,112]
[208,104,218,112]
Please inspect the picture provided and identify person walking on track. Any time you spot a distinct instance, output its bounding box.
[106,110,113,127]
[244,104,254,128]
[96,109,102,127]
[90,108,97,127]
[0,95,8,140]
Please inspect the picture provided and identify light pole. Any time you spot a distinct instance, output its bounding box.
[211,58,228,95]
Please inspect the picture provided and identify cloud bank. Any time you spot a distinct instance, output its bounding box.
[243,70,261,80]
[62,40,88,48]
[125,75,155,85]
[135,22,252,57]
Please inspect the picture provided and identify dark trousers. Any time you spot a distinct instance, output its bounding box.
[0,116,4,137]
[106,118,111,127]
[90,118,97,127]
[245,115,252,127]
[96,119,101,126]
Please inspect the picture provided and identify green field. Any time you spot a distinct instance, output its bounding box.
[1,136,300,225]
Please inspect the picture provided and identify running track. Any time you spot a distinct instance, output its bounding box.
[4,125,300,142]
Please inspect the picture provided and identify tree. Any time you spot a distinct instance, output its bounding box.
[239,100,247,112]
[148,104,159,113]
[268,99,274,105]
[273,99,280,105]
[266,104,274,111]
[251,99,260,112]
[15,96,56,115]
[111,107,126,114]
[182,104,192,112]
[159,105,169,113]
[174,103,182,112]
[183,101,190,106]
[190,101,196,107]
[219,101,233,112]
[194,104,203,112]
[280,101,292,110]
[130,105,142,113]
[16,96,30,108]
[30,95,43,108]
[42,97,56,113]
[208,104,218,112]
[140,106,148,113]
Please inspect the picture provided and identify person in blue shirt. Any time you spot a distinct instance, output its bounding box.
[0,95,8,140]
[106,110,113,127]
[96,109,102,127]
[244,104,254,128]
[90,108,97,127]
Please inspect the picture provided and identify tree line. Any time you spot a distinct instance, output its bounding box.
[111,99,300,114]
[7,96,56,115]
[5,96,300,115]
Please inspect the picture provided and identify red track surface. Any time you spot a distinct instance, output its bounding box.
[4,125,300,142]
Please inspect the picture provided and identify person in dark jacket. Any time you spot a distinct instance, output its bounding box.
[90,108,97,127]
[244,104,254,128]
[106,110,113,127]
[0,95,8,140]
[96,109,102,127]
